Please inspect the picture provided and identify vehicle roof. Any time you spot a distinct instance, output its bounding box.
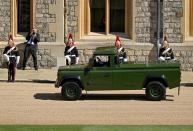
[93,46,117,55]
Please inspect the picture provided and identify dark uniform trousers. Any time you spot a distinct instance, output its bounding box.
[8,57,16,82]
[23,44,38,69]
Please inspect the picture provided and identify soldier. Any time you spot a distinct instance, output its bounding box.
[159,40,174,61]
[3,33,20,82]
[114,35,127,63]
[64,33,79,65]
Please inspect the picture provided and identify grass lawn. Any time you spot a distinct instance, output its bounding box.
[0,125,193,131]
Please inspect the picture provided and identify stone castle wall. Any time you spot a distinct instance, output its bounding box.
[163,0,183,43]
[135,0,183,43]
[0,45,57,69]
[1,44,193,71]
[65,0,78,39]
[0,0,186,43]
[0,0,11,41]
[135,0,160,43]
[35,0,56,42]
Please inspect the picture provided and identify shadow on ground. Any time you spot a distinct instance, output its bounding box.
[181,83,193,87]
[34,93,174,101]
[34,93,64,101]
[0,79,55,84]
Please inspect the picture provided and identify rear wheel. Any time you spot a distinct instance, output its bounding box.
[61,81,82,101]
[145,81,166,101]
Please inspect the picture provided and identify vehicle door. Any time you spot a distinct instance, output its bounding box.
[112,63,147,90]
[84,55,113,90]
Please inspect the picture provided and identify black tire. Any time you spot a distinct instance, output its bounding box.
[61,81,82,101]
[145,81,166,101]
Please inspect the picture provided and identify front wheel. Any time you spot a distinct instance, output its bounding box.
[145,81,166,101]
[61,81,82,101]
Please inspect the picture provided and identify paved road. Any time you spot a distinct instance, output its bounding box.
[0,69,193,125]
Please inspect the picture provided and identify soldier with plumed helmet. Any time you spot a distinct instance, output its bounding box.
[3,33,20,82]
[64,33,79,65]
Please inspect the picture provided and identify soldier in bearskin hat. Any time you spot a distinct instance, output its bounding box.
[3,33,20,82]
[64,33,79,65]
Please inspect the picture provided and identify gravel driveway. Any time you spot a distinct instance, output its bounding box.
[0,81,193,125]
[0,69,193,125]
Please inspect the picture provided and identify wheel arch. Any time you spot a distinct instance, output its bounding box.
[143,75,168,88]
[60,76,84,90]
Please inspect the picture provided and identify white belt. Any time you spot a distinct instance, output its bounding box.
[9,56,16,57]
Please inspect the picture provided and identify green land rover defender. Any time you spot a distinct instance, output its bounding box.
[55,46,181,101]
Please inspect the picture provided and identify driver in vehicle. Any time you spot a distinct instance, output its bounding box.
[94,57,104,67]
[94,56,110,67]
